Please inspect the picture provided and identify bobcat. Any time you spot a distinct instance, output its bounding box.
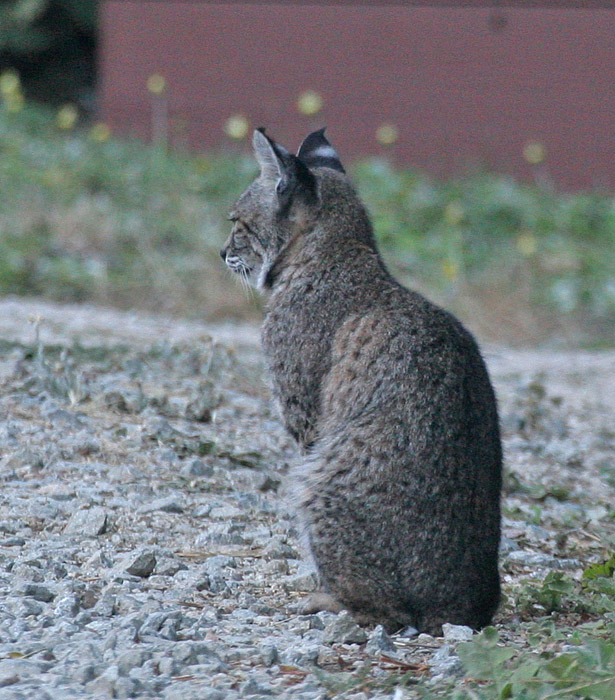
[220,128,502,635]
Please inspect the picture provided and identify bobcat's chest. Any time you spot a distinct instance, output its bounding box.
[261,289,337,447]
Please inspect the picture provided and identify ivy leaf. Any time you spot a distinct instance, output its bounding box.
[545,654,578,679]
[583,555,615,580]
[580,640,615,672]
[572,678,615,700]
[458,628,515,681]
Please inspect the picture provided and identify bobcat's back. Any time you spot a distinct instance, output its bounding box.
[221,128,502,634]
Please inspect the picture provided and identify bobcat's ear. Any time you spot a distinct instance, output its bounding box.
[253,128,291,181]
[253,128,317,210]
[297,128,345,173]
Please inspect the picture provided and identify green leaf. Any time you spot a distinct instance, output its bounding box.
[589,577,615,595]
[543,571,576,595]
[458,629,515,681]
[581,678,615,700]
[583,555,615,580]
[509,660,541,684]
[582,640,615,671]
[482,626,499,644]
[500,682,513,698]
[545,654,578,679]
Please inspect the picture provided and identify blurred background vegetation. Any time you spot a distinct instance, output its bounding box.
[1,0,614,345]
[0,0,95,107]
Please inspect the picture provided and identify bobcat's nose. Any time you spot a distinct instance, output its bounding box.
[219,248,227,261]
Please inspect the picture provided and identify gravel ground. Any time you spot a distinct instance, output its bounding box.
[0,297,614,699]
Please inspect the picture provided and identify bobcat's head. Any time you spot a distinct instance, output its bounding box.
[220,128,345,289]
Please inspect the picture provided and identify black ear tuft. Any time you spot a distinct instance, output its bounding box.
[297,128,345,173]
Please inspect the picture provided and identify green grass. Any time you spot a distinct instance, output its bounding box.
[1,102,615,342]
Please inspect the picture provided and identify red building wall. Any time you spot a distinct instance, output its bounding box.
[100,1,615,189]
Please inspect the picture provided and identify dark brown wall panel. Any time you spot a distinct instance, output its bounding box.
[100,2,615,189]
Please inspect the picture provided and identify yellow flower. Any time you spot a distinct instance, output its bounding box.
[516,231,537,257]
[147,74,167,95]
[523,141,546,165]
[444,201,464,226]
[297,90,323,116]
[375,123,398,146]
[90,122,112,143]
[224,114,249,140]
[0,69,21,97]
[442,259,460,282]
[56,104,79,130]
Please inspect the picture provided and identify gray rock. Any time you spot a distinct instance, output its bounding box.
[8,597,44,617]
[139,611,182,640]
[138,496,184,514]
[121,549,157,578]
[182,459,214,477]
[64,507,108,537]
[84,549,114,570]
[288,615,325,634]
[16,583,56,603]
[429,644,463,681]
[259,643,279,666]
[240,676,274,696]
[200,555,236,578]
[505,551,581,570]
[44,407,86,428]
[416,633,437,644]
[322,610,368,645]
[11,563,44,583]
[442,624,474,643]
[263,536,299,560]
[118,648,152,676]
[115,676,141,699]
[54,594,80,618]
[94,594,116,617]
[86,664,119,695]
[154,557,187,577]
[365,625,397,654]
[208,504,244,520]
[279,639,322,667]
[283,562,318,592]
[499,536,520,555]
[0,658,43,681]
[72,663,99,684]
[164,686,225,700]
[0,672,19,688]
[195,523,247,546]
[169,641,222,668]
[157,656,177,676]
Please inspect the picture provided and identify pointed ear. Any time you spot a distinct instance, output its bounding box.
[252,128,292,180]
[253,129,317,210]
[297,128,345,173]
